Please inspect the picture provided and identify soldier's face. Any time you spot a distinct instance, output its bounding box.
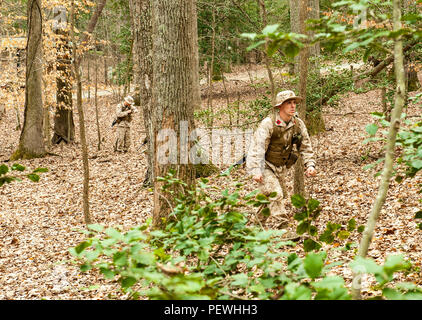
[279,99,296,118]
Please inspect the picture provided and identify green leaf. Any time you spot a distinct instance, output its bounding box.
[415,211,422,219]
[0,164,9,175]
[105,227,124,241]
[100,267,115,279]
[121,276,137,289]
[312,276,345,290]
[291,194,306,208]
[261,207,271,217]
[296,221,310,235]
[294,210,307,221]
[307,198,320,213]
[11,163,25,171]
[304,252,325,279]
[87,224,104,233]
[113,251,128,266]
[344,42,361,53]
[366,123,379,136]
[319,230,335,244]
[284,43,301,59]
[231,273,248,287]
[347,218,356,231]
[33,167,48,173]
[410,159,422,170]
[268,191,278,198]
[281,283,312,300]
[133,252,155,266]
[303,239,322,252]
[262,24,280,35]
[73,240,92,255]
[337,230,351,240]
[246,40,266,51]
[26,173,40,182]
[350,256,382,275]
[240,33,257,40]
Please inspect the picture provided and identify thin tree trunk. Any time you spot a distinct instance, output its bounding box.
[293,0,309,197]
[71,0,91,225]
[352,0,406,300]
[289,0,300,74]
[207,5,216,128]
[258,0,276,105]
[94,53,101,151]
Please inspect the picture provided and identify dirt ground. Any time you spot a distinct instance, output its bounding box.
[0,64,421,299]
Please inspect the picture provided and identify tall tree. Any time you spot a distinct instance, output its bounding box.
[151,0,200,227]
[293,0,309,197]
[51,0,106,146]
[52,6,75,145]
[11,0,46,160]
[129,0,154,187]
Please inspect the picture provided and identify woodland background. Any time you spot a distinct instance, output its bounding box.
[0,0,421,300]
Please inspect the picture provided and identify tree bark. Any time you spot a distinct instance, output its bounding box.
[289,0,300,74]
[52,0,106,145]
[52,27,75,145]
[129,0,154,187]
[151,0,199,227]
[11,0,46,160]
[293,0,309,197]
[352,0,406,300]
[71,0,91,225]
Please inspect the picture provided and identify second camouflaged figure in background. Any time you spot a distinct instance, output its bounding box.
[113,95,138,153]
[246,90,316,239]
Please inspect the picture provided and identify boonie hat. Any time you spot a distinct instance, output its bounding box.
[275,90,302,107]
[124,95,135,105]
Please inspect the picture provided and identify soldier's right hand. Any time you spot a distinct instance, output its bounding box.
[253,174,263,183]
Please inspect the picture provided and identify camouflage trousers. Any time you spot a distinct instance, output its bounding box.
[257,167,290,228]
[114,126,131,152]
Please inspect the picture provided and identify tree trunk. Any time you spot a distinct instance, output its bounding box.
[52,27,75,145]
[94,53,101,151]
[151,0,199,227]
[11,0,46,160]
[352,0,406,300]
[129,0,154,187]
[293,0,309,197]
[258,0,276,105]
[52,0,106,145]
[289,0,300,74]
[71,0,91,225]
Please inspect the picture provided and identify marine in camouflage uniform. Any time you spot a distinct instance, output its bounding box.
[246,90,316,234]
[114,95,138,153]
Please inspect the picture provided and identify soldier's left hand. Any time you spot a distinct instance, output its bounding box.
[305,166,316,177]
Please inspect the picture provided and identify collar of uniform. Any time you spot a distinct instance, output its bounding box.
[274,113,295,128]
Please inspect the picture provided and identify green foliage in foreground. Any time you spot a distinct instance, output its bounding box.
[0,163,48,187]
[70,171,422,300]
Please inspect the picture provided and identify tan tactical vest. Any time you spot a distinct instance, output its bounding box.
[265,116,301,167]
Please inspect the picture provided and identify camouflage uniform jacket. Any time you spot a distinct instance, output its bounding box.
[246,111,315,176]
[115,102,138,128]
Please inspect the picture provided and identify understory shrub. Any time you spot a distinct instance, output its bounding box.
[70,170,422,300]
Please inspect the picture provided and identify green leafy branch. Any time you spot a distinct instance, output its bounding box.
[0,163,48,187]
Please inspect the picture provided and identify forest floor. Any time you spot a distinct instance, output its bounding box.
[0,63,421,300]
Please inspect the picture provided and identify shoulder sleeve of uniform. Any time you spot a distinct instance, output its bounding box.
[246,117,273,176]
